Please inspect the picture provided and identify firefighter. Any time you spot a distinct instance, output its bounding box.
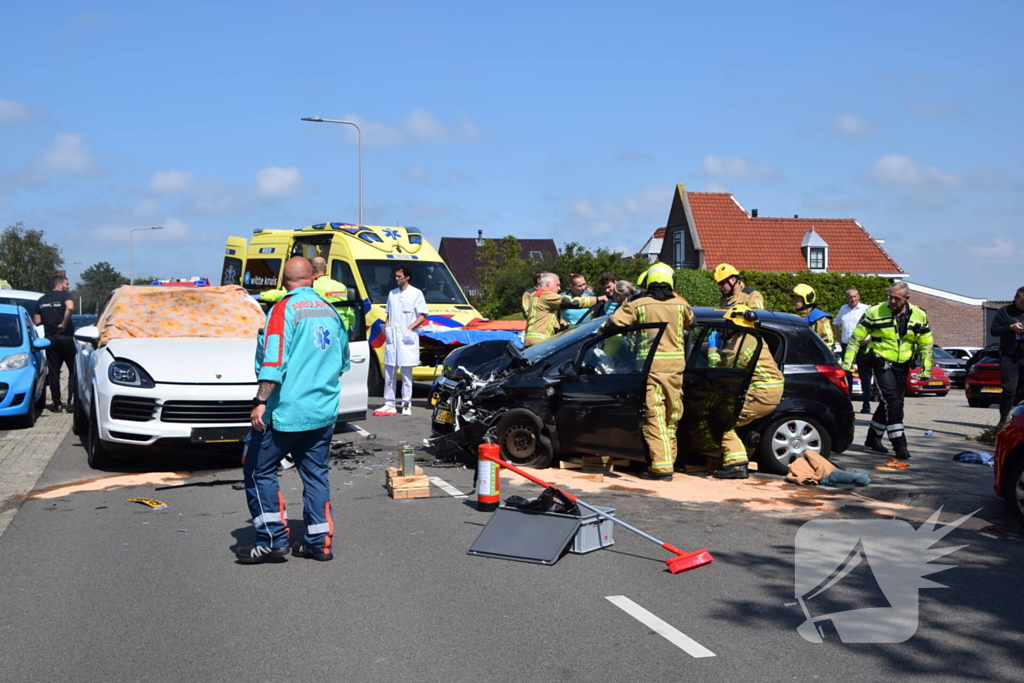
[636,262,675,294]
[790,284,835,346]
[521,270,546,320]
[260,257,354,332]
[842,281,932,459]
[713,263,764,309]
[697,304,784,479]
[603,264,693,481]
[524,273,601,347]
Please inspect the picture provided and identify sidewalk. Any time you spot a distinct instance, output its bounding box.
[0,407,73,537]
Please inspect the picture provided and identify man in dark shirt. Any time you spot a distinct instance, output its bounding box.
[990,286,1024,424]
[34,275,76,412]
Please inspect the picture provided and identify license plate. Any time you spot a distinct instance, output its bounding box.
[435,409,454,424]
[190,426,249,444]
[928,381,945,386]
[981,386,1002,393]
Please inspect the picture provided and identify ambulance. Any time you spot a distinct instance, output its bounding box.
[221,222,484,394]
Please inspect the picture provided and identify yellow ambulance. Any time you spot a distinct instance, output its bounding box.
[221,222,484,393]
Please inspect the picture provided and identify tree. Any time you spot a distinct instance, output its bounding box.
[474,236,527,318]
[0,222,63,292]
[75,262,129,314]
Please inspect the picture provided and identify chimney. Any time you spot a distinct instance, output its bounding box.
[476,230,484,248]
[751,209,758,218]
[794,214,799,218]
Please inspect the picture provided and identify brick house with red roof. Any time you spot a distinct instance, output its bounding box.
[655,184,905,277]
[439,231,557,297]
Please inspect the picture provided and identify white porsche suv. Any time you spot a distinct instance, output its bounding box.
[73,285,369,468]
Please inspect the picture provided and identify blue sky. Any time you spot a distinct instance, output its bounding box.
[2,0,1021,300]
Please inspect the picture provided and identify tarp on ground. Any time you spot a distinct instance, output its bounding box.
[418,328,523,348]
[97,285,265,347]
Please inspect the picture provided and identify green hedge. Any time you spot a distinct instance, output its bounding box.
[737,270,892,315]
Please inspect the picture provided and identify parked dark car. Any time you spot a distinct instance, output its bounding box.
[994,403,1024,527]
[430,308,854,476]
[931,346,966,389]
[965,347,1002,408]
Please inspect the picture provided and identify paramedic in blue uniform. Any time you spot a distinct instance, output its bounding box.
[237,257,349,564]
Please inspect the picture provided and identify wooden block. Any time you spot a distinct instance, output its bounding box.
[386,467,431,499]
[559,460,583,469]
[388,485,431,499]
[582,455,613,473]
[574,473,604,483]
[747,461,758,472]
[612,459,630,468]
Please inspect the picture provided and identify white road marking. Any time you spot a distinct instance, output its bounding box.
[341,423,372,437]
[428,477,468,498]
[605,596,716,658]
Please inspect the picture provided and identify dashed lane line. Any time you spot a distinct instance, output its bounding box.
[605,595,716,658]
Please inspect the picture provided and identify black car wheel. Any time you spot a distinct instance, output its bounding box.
[495,409,553,469]
[757,415,832,476]
[1003,455,1024,528]
[72,393,88,436]
[15,400,37,429]
[87,399,113,469]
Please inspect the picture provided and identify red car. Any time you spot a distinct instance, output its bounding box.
[994,405,1024,526]
[850,365,950,397]
[965,348,1002,408]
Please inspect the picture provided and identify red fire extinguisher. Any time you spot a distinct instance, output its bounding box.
[476,442,501,512]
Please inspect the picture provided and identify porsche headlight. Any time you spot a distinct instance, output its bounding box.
[0,353,29,371]
[108,361,155,388]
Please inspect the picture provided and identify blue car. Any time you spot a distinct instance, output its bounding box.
[0,303,50,428]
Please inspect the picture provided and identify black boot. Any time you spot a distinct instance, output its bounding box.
[891,435,911,460]
[712,463,748,479]
[639,470,673,482]
[864,433,889,454]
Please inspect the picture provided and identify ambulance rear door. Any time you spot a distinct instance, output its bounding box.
[221,237,247,286]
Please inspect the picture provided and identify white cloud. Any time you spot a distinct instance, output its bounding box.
[255,166,304,197]
[563,185,672,238]
[148,169,197,194]
[341,110,482,147]
[402,166,429,183]
[867,154,960,188]
[704,181,730,193]
[701,155,781,181]
[0,98,33,125]
[132,198,162,220]
[828,113,873,139]
[969,237,1021,264]
[39,133,95,174]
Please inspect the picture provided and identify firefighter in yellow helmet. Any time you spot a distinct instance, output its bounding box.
[695,304,784,479]
[603,263,693,481]
[713,263,764,309]
[789,284,834,347]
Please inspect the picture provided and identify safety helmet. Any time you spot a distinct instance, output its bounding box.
[789,283,817,306]
[725,303,757,328]
[638,262,675,288]
[713,263,740,284]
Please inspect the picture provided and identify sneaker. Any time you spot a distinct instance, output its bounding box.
[712,463,749,479]
[638,470,673,482]
[860,406,872,414]
[401,404,412,416]
[291,542,333,562]
[235,545,289,564]
[281,454,295,470]
[373,405,397,417]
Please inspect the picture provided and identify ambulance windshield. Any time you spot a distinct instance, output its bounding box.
[357,260,468,305]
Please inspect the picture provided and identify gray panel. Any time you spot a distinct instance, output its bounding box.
[468,506,581,565]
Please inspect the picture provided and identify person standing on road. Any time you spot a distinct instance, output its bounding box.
[524,273,602,347]
[33,275,76,412]
[260,257,354,333]
[835,289,872,414]
[842,281,933,460]
[790,284,835,347]
[376,265,428,417]
[990,286,1024,424]
[239,257,349,564]
[603,265,692,481]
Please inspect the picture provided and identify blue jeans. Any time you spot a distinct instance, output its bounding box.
[242,424,334,552]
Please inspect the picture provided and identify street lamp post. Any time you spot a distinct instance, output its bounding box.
[129,226,163,284]
[301,116,363,227]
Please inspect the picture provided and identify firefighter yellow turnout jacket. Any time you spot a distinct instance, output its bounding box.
[524,290,596,347]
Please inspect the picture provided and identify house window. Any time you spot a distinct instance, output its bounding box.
[808,247,826,270]
[673,232,683,268]
[529,251,543,261]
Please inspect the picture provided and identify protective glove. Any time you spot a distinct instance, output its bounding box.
[840,360,853,372]
[918,367,932,380]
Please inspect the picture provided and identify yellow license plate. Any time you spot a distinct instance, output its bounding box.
[928,381,945,386]
[435,409,454,424]
[981,386,1002,393]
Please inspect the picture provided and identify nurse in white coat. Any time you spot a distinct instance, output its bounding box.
[376,265,429,416]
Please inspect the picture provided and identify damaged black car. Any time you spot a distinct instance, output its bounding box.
[430,308,854,475]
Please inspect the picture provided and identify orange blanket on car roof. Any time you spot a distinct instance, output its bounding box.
[97,285,265,347]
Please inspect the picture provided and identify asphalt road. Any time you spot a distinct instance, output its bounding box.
[1,391,1023,682]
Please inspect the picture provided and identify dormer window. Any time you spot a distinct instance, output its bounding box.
[801,227,829,272]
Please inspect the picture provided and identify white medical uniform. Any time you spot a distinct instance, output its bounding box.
[383,285,428,408]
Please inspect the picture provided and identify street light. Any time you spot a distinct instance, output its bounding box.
[129,226,163,284]
[301,116,363,227]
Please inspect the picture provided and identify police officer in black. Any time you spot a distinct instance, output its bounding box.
[34,275,76,412]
